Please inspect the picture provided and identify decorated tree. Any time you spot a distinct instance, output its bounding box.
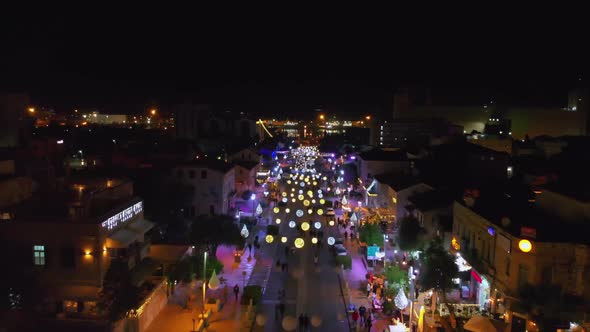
[396,216,426,252]
[419,238,459,331]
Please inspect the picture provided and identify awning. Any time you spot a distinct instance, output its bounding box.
[107,228,139,248]
[128,218,155,234]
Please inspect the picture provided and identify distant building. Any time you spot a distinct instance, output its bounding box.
[0,94,32,148]
[379,119,462,148]
[85,113,127,125]
[406,189,454,245]
[175,104,257,141]
[371,173,432,221]
[466,134,513,155]
[168,160,236,217]
[233,161,260,195]
[227,147,261,164]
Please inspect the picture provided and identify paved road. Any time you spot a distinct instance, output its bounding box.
[251,150,350,331]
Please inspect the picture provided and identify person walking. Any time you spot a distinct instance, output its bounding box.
[351,309,360,329]
[366,313,373,331]
[303,313,310,332]
[233,284,239,301]
[366,282,372,297]
[358,304,367,324]
[298,313,305,332]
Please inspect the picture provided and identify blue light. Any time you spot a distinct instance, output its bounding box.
[487,227,495,236]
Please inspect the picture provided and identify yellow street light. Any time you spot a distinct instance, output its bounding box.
[281,236,288,243]
[28,107,35,113]
[319,114,325,120]
[317,209,324,216]
[273,207,280,214]
[365,115,371,120]
[301,222,310,231]
[150,109,157,116]
[266,235,274,243]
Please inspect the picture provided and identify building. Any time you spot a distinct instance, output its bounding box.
[233,161,260,195]
[0,94,32,148]
[169,160,236,217]
[466,134,513,155]
[357,148,411,182]
[227,147,261,164]
[175,104,257,141]
[378,119,462,148]
[406,189,454,244]
[371,173,432,221]
[451,192,590,330]
[0,176,157,322]
[85,113,127,125]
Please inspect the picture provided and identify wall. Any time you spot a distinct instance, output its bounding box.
[535,190,590,222]
[359,159,410,180]
[173,166,234,216]
[394,183,433,220]
[0,176,32,208]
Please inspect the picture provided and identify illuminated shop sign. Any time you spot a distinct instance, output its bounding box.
[102,201,143,230]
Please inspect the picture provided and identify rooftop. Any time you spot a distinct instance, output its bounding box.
[374,173,422,191]
[176,159,235,173]
[234,160,259,170]
[458,191,590,244]
[358,148,408,161]
[408,189,455,211]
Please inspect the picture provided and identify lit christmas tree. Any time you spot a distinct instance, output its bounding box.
[256,203,263,216]
[395,288,409,309]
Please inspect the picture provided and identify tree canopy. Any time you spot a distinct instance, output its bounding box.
[359,222,384,247]
[189,214,243,256]
[419,238,458,294]
[396,216,426,251]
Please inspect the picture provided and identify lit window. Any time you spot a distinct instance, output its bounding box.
[34,245,45,266]
[64,300,79,313]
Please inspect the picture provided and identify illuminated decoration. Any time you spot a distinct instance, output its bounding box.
[294,238,305,248]
[273,207,280,214]
[335,188,341,195]
[471,270,482,283]
[327,187,330,192]
[518,239,533,253]
[299,189,303,194]
[307,190,313,197]
[318,193,323,199]
[311,237,318,244]
[296,209,304,217]
[282,197,288,203]
[292,188,296,192]
[317,209,324,216]
[291,198,296,203]
[313,181,318,186]
[341,196,348,206]
[256,203,263,216]
[290,193,295,197]
[327,237,335,245]
[289,221,296,228]
[275,218,282,224]
[487,227,495,236]
[314,221,321,229]
[241,225,249,238]
[311,199,316,204]
[350,212,358,223]
[317,189,322,194]
[285,208,290,213]
[300,182,305,187]
[264,191,269,197]
[322,176,327,181]
[320,199,326,205]
[303,200,310,207]
[301,222,310,231]
[287,180,292,184]
[282,192,287,197]
[455,253,472,271]
[451,237,461,250]
[102,201,143,230]
[307,209,313,214]
[329,220,335,226]
[281,236,288,243]
[394,289,409,309]
[298,195,305,201]
[266,235,274,243]
[257,119,274,138]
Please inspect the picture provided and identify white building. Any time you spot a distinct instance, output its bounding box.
[357,148,411,182]
[170,161,236,217]
[372,173,432,221]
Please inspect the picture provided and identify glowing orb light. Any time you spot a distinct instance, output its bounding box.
[298,195,305,201]
[281,236,288,243]
[289,221,296,228]
[287,180,292,184]
[307,190,313,197]
[317,209,323,216]
[311,237,318,244]
[290,193,295,197]
[320,199,326,205]
[303,200,310,206]
[518,239,533,253]
[273,207,280,214]
[299,189,303,194]
[265,235,274,243]
[318,193,323,199]
[307,209,313,214]
[292,198,297,203]
[313,181,318,186]
[285,208,290,213]
[312,199,316,204]
[282,197,288,203]
[314,221,322,229]
[329,220,335,226]
[275,218,281,224]
[282,192,287,197]
[294,238,305,248]
[296,209,304,217]
[300,182,305,187]
[327,237,335,245]
[301,222,310,231]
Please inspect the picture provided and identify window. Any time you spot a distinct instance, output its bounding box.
[505,256,511,276]
[177,169,183,178]
[541,266,552,284]
[34,245,45,266]
[189,170,195,179]
[201,170,207,179]
[518,264,529,286]
[63,300,79,313]
[60,247,76,268]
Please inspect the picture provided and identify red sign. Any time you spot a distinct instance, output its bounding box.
[520,227,537,239]
[471,270,482,283]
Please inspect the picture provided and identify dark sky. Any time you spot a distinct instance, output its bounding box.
[1,11,585,115]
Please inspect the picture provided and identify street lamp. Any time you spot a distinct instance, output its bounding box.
[250,193,256,217]
[202,251,208,312]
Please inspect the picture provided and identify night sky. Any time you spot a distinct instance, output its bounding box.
[1,12,585,116]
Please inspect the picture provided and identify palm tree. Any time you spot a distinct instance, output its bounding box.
[419,238,459,331]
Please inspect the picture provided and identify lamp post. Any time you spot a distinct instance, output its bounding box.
[203,251,208,311]
[250,193,256,218]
